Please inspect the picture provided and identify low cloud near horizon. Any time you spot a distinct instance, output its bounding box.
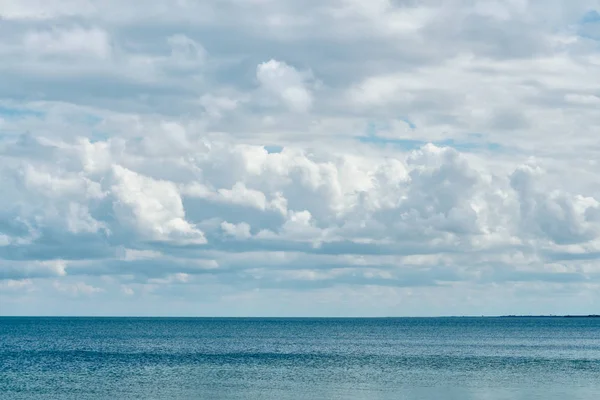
[2,0,600,316]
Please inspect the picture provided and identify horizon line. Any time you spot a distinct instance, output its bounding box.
[1,315,599,319]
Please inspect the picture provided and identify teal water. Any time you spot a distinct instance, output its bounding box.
[1,317,599,399]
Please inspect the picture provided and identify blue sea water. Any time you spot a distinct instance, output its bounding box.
[1,317,599,399]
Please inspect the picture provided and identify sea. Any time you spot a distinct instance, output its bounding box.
[1,317,599,399]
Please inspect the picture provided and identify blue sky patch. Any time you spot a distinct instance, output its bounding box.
[0,106,44,119]
[265,145,283,154]
[581,10,600,24]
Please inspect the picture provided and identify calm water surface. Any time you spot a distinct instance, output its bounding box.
[1,317,599,399]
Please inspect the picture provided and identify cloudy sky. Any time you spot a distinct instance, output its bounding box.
[1,0,600,316]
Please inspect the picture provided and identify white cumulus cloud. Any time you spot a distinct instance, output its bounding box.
[257,59,313,113]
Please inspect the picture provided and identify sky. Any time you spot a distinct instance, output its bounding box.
[1,0,600,317]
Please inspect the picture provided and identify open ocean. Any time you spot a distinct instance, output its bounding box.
[1,317,599,399]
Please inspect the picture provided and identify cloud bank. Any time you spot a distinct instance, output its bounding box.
[1,0,600,316]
